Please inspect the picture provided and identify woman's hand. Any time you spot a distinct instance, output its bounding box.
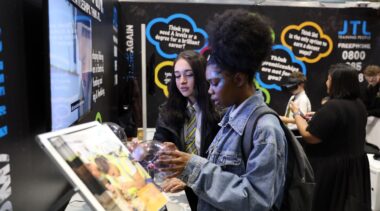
[161,178,186,193]
[161,142,178,151]
[304,112,315,121]
[289,102,321,144]
[155,149,192,178]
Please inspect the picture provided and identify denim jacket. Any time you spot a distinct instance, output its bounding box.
[179,91,287,211]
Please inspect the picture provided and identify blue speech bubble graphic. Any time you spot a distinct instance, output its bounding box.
[256,45,306,91]
[146,13,208,59]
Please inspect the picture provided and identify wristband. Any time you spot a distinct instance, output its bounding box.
[293,110,304,118]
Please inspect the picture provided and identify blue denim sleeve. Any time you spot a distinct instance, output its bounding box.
[179,115,286,211]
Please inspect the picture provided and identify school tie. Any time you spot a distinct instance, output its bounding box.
[185,106,198,154]
[285,106,291,118]
[285,96,295,118]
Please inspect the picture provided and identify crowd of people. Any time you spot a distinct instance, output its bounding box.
[66,8,379,211]
[151,9,375,211]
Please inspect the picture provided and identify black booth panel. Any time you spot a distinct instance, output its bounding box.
[0,0,119,210]
[118,3,380,128]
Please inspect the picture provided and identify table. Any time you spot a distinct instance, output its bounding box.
[65,190,190,211]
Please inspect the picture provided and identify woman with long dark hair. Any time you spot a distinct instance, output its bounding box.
[290,63,371,211]
[153,50,220,210]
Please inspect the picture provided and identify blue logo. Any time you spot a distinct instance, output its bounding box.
[338,20,371,36]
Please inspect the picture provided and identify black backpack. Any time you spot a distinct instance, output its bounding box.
[241,105,315,211]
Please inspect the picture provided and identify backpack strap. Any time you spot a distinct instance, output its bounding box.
[241,105,315,211]
[241,105,279,166]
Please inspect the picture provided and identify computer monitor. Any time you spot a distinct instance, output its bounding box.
[48,0,93,130]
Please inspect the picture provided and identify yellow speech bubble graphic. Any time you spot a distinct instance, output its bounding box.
[155,61,174,97]
[281,21,333,63]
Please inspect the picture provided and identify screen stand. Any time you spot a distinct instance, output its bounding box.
[49,185,78,211]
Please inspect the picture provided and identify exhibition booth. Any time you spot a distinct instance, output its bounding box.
[0,0,379,210]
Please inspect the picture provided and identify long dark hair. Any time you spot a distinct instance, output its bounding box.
[328,63,360,99]
[163,50,219,128]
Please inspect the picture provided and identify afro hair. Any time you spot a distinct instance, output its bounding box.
[207,9,273,80]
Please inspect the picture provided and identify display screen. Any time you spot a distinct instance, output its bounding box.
[49,0,93,130]
[37,122,167,210]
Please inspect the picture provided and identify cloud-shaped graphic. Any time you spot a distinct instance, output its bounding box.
[254,80,271,104]
[155,61,174,97]
[281,21,333,63]
[256,45,306,91]
[146,13,208,59]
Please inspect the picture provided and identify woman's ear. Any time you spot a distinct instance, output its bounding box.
[233,72,249,87]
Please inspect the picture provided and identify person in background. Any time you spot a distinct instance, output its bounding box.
[362,65,380,117]
[153,50,220,210]
[280,71,311,131]
[156,9,287,211]
[290,63,371,211]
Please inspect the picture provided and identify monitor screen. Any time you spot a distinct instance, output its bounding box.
[49,0,93,130]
